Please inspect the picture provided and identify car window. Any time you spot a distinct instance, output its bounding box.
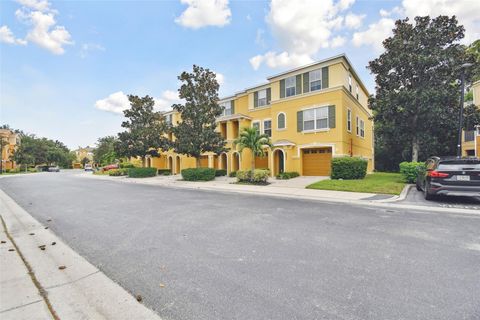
[438,162,480,170]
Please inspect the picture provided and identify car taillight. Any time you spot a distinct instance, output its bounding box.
[428,171,449,178]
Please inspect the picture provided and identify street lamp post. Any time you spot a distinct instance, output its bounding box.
[457,62,473,158]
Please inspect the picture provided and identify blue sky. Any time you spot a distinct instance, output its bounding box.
[1,0,479,149]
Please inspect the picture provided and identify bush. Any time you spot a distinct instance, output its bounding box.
[157,169,172,176]
[399,161,425,183]
[127,167,157,178]
[236,170,251,182]
[108,168,128,176]
[236,169,269,184]
[6,168,20,173]
[331,157,368,180]
[28,168,38,173]
[276,171,300,180]
[119,162,135,169]
[229,171,237,177]
[181,168,216,181]
[215,169,227,177]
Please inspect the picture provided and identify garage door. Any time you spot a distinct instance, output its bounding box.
[199,156,209,168]
[302,148,332,176]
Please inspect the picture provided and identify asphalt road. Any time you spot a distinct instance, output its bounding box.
[400,187,480,210]
[1,171,480,320]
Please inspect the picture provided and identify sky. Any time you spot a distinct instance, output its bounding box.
[1,0,479,150]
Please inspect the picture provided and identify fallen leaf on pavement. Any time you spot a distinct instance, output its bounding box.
[58,265,66,270]
[45,227,49,229]
[29,233,35,235]
[159,283,165,288]
[1,240,6,244]
[8,249,15,252]
[51,242,56,245]
[136,295,143,302]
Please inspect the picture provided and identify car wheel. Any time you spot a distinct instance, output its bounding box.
[416,181,422,191]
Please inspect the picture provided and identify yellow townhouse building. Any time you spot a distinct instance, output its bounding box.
[0,128,20,171]
[72,146,94,168]
[146,54,374,176]
[462,80,480,157]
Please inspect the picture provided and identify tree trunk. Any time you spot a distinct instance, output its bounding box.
[196,157,201,168]
[251,153,255,171]
[412,136,419,162]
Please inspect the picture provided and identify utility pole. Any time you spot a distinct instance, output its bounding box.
[457,63,473,158]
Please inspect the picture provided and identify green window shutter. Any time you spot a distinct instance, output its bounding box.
[322,66,329,89]
[280,80,285,98]
[231,100,235,114]
[254,92,258,108]
[328,105,335,128]
[266,88,271,104]
[297,110,303,132]
[303,72,309,93]
[296,74,302,94]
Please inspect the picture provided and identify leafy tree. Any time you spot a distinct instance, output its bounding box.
[368,15,479,168]
[172,65,227,167]
[81,157,90,166]
[93,136,117,165]
[233,127,272,170]
[12,134,73,168]
[466,39,480,82]
[115,95,169,164]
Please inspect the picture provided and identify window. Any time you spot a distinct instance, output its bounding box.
[356,85,359,100]
[165,114,173,124]
[302,107,329,131]
[277,113,286,129]
[356,117,365,138]
[309,69,322,91]
[257,89,267,107]
[252,121,260,133]
[263,120,272,137]
[285,76,296,97]
[347,109,352,132]
[348,74,352,92]
[221,101,233,116]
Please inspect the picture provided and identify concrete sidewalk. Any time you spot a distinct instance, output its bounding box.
[0,189,161,320]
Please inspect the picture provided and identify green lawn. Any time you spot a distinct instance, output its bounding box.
[306,172,405,195]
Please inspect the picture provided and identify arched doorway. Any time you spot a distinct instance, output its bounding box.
[220,153,228,170]
[273,149,285,175]
[175,156,181,174]
[146,157,152,168]
[232,152,240,172]
[168,156,173,173]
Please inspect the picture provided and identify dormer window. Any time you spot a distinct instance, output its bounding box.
[285,76,296,97]
[165,114,173,124]
[258,89,267,107]
[221,101,233,116]
[309,69,322,91]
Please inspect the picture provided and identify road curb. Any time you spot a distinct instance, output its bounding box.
[0,189,161,320]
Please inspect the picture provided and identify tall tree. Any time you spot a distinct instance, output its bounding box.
[93,136,117,165]
[233,127,272,170]
[466,39,480,82]
[171,65,227,167]
[368,15,478,168]
[115,95,169,164]
[12,134,73,168]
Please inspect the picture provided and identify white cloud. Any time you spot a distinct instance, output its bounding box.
[16,0,51,11]
[345,13,365,29]
[0,25,27,45]
[79,43,105,58]
[215,72,225,85]
[95,90,183,114]
[352,18,395,53]
[249,0,357,70]
[175,0,231,29]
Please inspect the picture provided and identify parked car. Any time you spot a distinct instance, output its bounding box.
[48,165,60,172]
[84,164,93,171]
[416,157,480,200]
[102,164,119,171]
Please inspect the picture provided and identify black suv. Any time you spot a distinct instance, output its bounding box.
[416,157,480,200]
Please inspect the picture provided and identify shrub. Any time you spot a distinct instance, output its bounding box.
[276,171,300,180]
[236,169,269,184]
[127,167,157,178]
[157,169,172,176]
[236,170,251,182]
[215,169,227,177]
[181,168,216,181]
[229,171,237,177]
[331,157,368,180]
[108,168,128,176]
[119,162,135,169]
[399,161,425,183]
[28,168,38,173]
[6,168,20,173]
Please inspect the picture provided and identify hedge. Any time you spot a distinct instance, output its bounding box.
[108,168,128,176]
[276,171,300,180]
[119,162,135,169]
[236,169,269,184]
[331,157,367,180]
[181,168,216,181]
[215,169,227,177]
[229,171,237,177]
[399,161,425,183]
[127,167,157,178]
[157,169,172,176]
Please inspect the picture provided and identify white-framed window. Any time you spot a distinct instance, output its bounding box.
[252,121,261,133]
[348,74,352,92]
[220,101,233,116]
[309,69,322,91]
[302,106,329,131]
[285,76,296,97]
[356,85,359,100]
[347,109,352,132]
[165,114,173,124]
[258,89,267,107]
[263,119,272,137]
[356,116,365,138]
[277,112,286,129]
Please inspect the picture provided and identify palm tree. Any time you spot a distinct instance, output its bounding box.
[233,127,272,171]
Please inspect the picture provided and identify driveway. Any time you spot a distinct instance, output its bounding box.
[1,171,479,320]
[400,187,480,210]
